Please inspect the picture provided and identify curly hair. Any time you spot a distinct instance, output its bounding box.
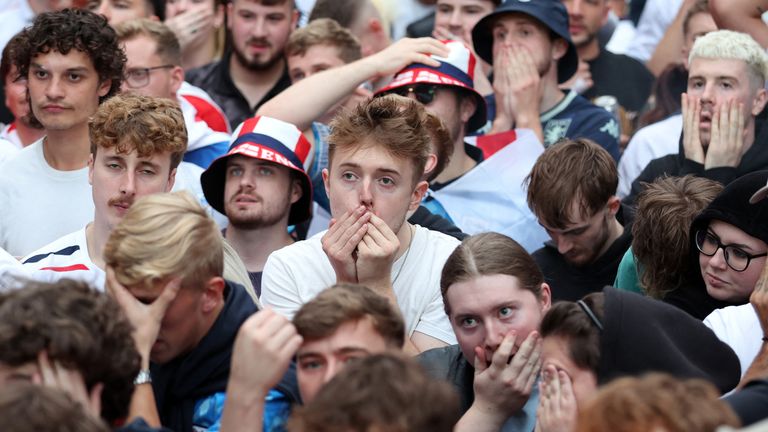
[576,373,740,432]
[89,93,187,170]
[10,8,125,103]
[0,279,140,425]
[632,176,722,299]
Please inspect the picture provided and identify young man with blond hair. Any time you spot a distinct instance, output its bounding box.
[105,191,298,431]
[261,95,459,353]
[22,94,185,288]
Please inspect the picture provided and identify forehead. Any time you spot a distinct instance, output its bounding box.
[122,35,160,60]
[97,141,173,162]
[437,0,496,7]
[288,44,346,66]
[232,0,291,12]
[30,49,96,71]
[708,219,765,246]
[492,12,547,31]
[297,318,388,355]
[447,274,536,314]
[688,57,750,80]
[330,140,416,178]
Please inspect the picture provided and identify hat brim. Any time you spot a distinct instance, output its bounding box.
[750,183,768,204]
[472,8,578,84]
[201,151,313,226]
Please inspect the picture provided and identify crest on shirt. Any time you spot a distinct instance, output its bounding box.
[600,118,621,139]
[543,119,571,146]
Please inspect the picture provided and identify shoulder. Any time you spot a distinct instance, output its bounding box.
[417,344,464,376]
[185,61,223,86]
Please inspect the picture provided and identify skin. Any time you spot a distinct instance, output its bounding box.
[699,219,768,302]
[4,66,29,123]
[125,277,225,364]
[223,155,301,229]
[227,0,297,71]
[433,0,495,45]
[539,197,623,267]
[296,317,390,403]
[561,0,609,54]
[539,336,598,407]
[120,35,183,100]
[681,12,718,69]
[27,50,110,134]
[448,274,551,431]
[87,0,154,25]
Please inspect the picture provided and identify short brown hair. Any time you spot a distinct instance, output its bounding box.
[441,232,544,315]
[682,0,711,38]
[576,373,740,432]
[632,176,722,299]
[539,292,604,374]
[114,18,182,66]
[0,279,140,424]
[285,18,361,64]
[288,353,460,432]
[328,94,431,185]
[422,106,451,182]
[0,383,110,432]
[88,93,187,171]
[526,138,618,229]
[104,191,223,291]
[292,284,405,348]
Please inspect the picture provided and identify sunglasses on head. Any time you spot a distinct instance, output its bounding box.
[386,84,439,105]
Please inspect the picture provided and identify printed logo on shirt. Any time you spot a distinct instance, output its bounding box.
[543,119,572,146]
[600,118,621,139]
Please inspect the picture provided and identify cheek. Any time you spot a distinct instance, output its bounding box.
[699,254,710,272]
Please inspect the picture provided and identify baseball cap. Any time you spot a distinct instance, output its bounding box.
[375,40,488,133]
[471,0,579,84]
[201,116,313,225]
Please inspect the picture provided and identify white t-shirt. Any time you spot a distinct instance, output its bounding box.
[261,224,459,344]
[704,304,761,378]
[0,139,94,256]
[617,114,682,198]
[625,0,683,63]
[0,137,18,167]
[0,245,26,289]
[21,227,105,290]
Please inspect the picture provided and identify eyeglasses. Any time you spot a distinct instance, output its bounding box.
[695,230,768,272]
[124,65,174,89]
[386,84,439,105]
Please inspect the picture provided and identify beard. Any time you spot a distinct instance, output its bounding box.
[225,190,292,230]
[232,39,284,72]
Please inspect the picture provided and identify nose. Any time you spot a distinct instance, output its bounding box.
[555,234,574,255]
[96,1,111,20]
[708,247,729,270]
[120,171,137,196]
[570,0,583,16]
[45,75,65,101]
[484,320,506,354]
[700,82,715,104]
[174,0,188,14]
[358,178,374,208]
[323,359,342,385]
[449,9,462,29]
[251,16,267,38]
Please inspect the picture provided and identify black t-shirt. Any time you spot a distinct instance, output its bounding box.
[583,49,655,113]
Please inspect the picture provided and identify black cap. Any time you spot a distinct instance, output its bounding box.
[471,0,579,83]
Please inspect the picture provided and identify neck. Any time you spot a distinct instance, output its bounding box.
[225,223,293,273]
[229,54,285,87]
[85,221,107,270]
[539,73,567,114]
[395,222,415,261]
[42,123,91,170]
[433,134,475,184]
[597,216,624,259]
[183,37,218,70]
[14,122,45,147]
[576,38,600,62]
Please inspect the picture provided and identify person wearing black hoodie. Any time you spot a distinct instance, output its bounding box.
[536,286,741,431]
[104,191,299,432]
[624,30,768,205]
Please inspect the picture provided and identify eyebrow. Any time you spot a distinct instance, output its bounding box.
[337,162,402,177]
[30,63,89,74]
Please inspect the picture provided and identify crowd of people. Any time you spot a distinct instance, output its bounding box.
[1,0,768,430]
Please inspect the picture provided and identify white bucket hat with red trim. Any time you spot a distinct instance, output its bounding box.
[376,40,488,132]
[201,115,313,225]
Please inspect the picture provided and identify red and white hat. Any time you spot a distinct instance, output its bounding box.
[376,40,487,132]
[201,116,313,225]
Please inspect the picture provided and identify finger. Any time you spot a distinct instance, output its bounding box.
[490,330,517,371]
[558,370,575,403]
[339,222,370,257]
[473,346,489,373]
[523,357,542,393]
[367,214,398,243]
[326,206,365,242]
[105,266,133,305]
[513,337,542,387]
[37,351,57,386]
[89,382,103,417]
[151,277,182,314]
[508,331,540,370]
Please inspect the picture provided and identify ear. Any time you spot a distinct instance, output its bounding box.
[169,66,184,97]
[540,282,552,312]
[87,153,95,186]
[606,195,621,216]
[290,8,299,30]
[409,180,429,212]
[290,177,303,205]
[97,79,111,98]
[226,2,235,30]
[322,168,331,199]
[166,167,177,192]
[552,38,568,62]
[201,276,226,313]
[752,87,768,116]
[423,154,437,180]
[459,95,476,124]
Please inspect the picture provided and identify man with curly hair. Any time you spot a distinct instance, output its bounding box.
[0,8,125,257]
[21,93,186,290]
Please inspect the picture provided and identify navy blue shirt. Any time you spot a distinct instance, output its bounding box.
[485,90,621,161]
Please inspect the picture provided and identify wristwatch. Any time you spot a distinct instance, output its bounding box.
[134,369,152,386]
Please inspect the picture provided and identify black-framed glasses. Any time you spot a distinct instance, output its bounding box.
[124,65,174,89]
[386,84,439,105]
[695,230,768,272]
